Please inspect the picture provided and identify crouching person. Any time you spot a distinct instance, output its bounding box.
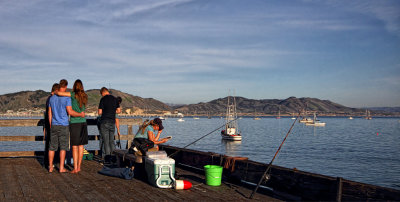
[133,118,169,156]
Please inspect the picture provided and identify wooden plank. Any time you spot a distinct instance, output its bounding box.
[341,179,400,201]
[85,118,142,126]
[0,151,42,157]
[0,136,43,141]
[118,118,142,125]
[15,160,46,201]
[0,157,281,201]
[24,158,67,201]
[0,134,134,142]
[77,161,126,201]
[0,119,43,127]
[0,159,25,201]
[0,118,142,127]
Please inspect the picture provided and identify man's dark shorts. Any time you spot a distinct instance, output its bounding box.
[49,125,70,151]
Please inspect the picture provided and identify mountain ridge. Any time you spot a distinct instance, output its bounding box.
[0,90,397,116]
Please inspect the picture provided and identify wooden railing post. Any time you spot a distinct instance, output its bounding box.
[336,177,343,202]
[126,125,133,149]
[95,133,99,155]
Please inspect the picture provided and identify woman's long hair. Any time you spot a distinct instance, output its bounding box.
[73,79,88,108]
[136,119,157,135]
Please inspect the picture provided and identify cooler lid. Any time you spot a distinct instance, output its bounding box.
[146,151,168,159]
[146,157,175,164]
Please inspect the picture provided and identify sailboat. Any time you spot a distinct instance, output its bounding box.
[221,95,242,141]
[291,112,296,119]
[276,110,281,119]
[305,112,326,126]
[253,109,261,120]
[177,113,185,122]
[193,110,200,119]
[364,110,372,120]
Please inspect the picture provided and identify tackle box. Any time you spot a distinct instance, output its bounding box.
[145,152,175,188]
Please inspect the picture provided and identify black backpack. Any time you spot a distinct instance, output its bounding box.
[129,138,154,155]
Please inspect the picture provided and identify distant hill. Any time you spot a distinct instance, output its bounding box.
[84,89,171,113]
[0,90,50,112]
[0,90,397,116]
[365,107,400,113]
[173,96,365,116]
[0,89,170,114]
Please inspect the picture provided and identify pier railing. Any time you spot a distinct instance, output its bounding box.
[0,118,142,157]
[156,145,400,201]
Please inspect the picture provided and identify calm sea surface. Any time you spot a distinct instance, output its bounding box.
[1,117,399,190]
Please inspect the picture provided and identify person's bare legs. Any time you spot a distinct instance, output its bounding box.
[48,150,55,172]
[77,145,84,172]
[59,150,68,173]
[71,146,79,173]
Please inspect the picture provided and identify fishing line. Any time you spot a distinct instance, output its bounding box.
[168,117,239,158]
[249,111,301,199]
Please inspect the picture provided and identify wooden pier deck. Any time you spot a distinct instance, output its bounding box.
[0,157,280,201]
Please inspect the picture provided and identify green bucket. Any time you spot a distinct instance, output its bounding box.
[204,165,223,186]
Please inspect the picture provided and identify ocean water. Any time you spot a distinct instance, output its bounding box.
[1,117,399,190]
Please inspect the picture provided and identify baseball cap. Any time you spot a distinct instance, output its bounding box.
[153,118,164,130]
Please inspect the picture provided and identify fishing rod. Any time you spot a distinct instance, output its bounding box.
[168,117,239,158]
[249,111,301,199]
[117,132,121,149]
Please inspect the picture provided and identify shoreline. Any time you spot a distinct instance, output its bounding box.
[1,114,400,118]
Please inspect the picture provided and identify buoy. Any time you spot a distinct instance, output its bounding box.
[175,180,192,190]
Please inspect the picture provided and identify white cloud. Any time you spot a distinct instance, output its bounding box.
[313,0,400,37]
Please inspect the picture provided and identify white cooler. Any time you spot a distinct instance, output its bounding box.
[145,152,176,188]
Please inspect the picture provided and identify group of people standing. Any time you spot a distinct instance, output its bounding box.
[44,79,170,173]
[44,79,121,173]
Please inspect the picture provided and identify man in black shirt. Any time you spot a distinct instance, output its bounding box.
[98,87,121,162]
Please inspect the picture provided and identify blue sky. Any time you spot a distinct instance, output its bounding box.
[0,0,399,107]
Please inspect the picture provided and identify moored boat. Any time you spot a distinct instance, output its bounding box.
[365,110,372,120]
[305,112,326,126]
[276,110,281,119]
[221,94,242,141]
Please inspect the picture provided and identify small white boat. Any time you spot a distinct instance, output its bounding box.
[364,110,372,120]
[221,128,242,141]
[221,94,242,141]
[193,111,200,119]
[348,116,354,120]
[177,118,185,122]
[253,109,261,120]
[306,121,326,127]
[305,113,326,127]
[159,116,165,120]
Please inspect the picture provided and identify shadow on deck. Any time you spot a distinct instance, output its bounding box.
[0,157,280,201]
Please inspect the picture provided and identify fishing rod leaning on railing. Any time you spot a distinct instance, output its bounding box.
[249,110,302,199]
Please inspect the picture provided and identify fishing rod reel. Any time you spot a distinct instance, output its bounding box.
[263,173,271,182]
